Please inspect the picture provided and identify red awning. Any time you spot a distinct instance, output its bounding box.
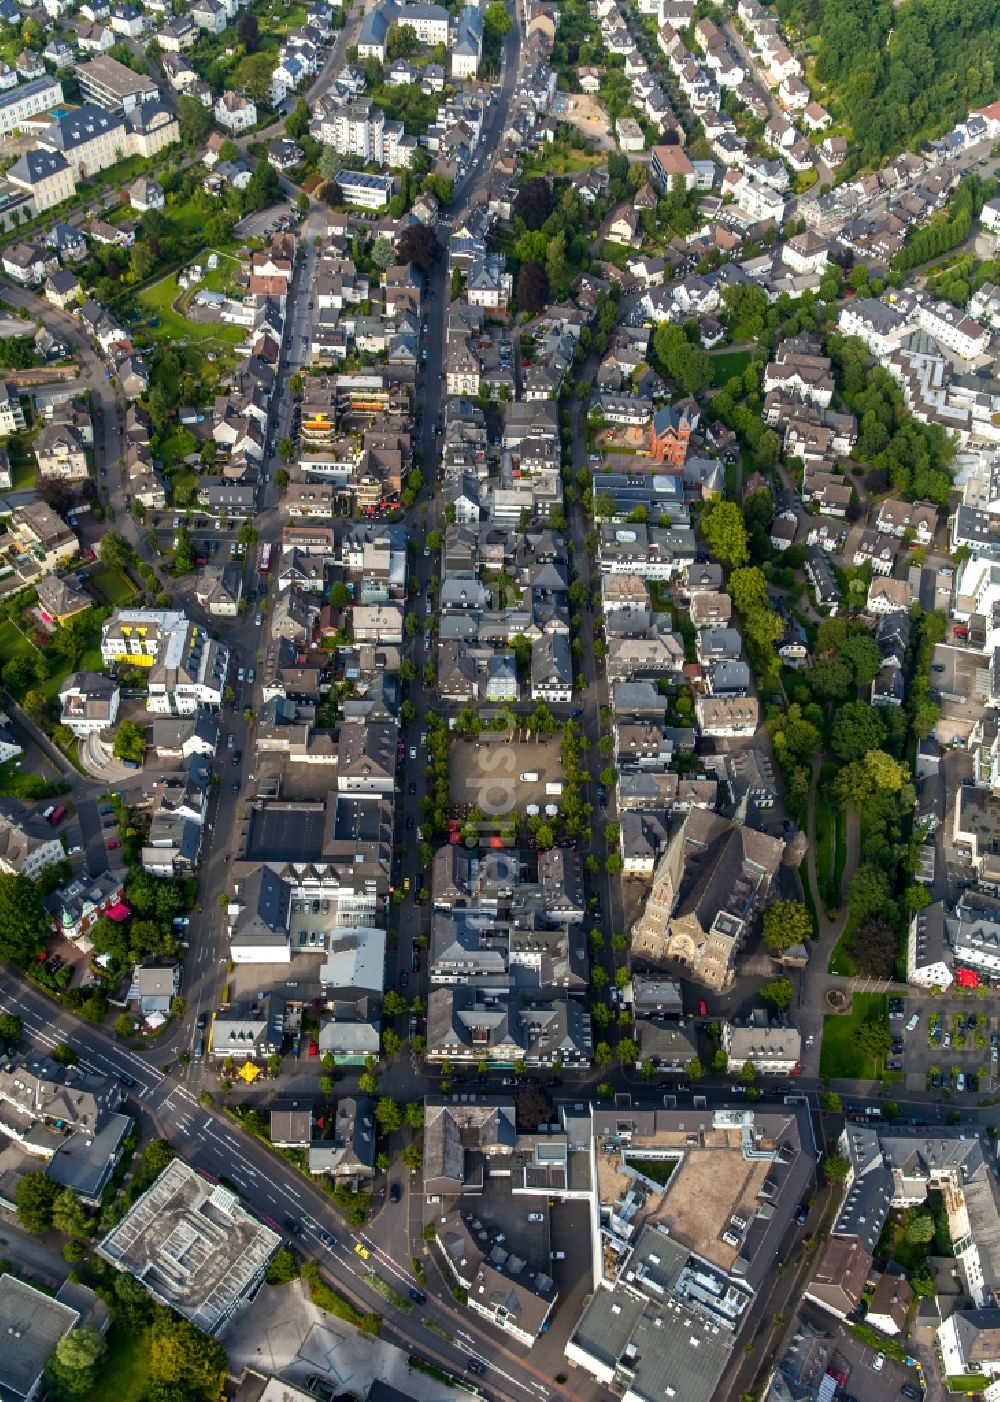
[106,903,131,922]
[957,968,979,988]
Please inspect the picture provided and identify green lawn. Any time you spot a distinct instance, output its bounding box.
[0,618,39,666]
[801,863,820,939]
[89,566,138,607]
[820,992,887,1080]
[138,271,247,349]
[157,426,200,473]
[83,1325,152,1402]
[828,911,857,975]
[833,808,847,899]
[521,143,605,176]
[814,775,839,910]
[38,644,102,703]
[710,349,752,386]
[170,467,200,507]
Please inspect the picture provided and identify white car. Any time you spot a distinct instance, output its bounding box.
[409,746,417,760]
[255,612,263,627]
[237,667,245,682]
[873,1355,885,1373]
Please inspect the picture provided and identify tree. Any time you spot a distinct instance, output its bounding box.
[15,1171,57,1233]
[405,1102,424,1129]
[233,51,274,105]
[383,1029,402,1057]
[483,0,512,39]
[513,176,552,230]
[686,1057,704,1080]
[857,1016,891,1059]
[0,873,51,964]
[849,864,893,922]
[728,566,770,617]
[149,1314,227,1393]
[113,719,146,765]
[846,918,897,979]
[701,500,749,570]
[396,224,442,275]
[594,1041,612,1065]
[906,1211,935,1245]
[762,900,811,953]
[831,700,885,762]
[47,1326,105,1395]
[618,1037,640,1066]
[0,1012,21,1044]
[51,1187,88,1240]
[237,8,260,49]
[98,532,135,571]
[401,1142,423,1170]
[319,1076,336,1095]
[760,977,794,1014]
[286,97,309,140]
[517,260,550,315]
[382,989,408,1018]
[841,632,883,688]
[178,93,212,147]
[653,322,711,394]
[821,1091,842,1112]
[265,1247,300,1285]
[375,1096,404,1133]
[319,144,341,181]
[823,1154,850,1183]
[129,242,155,282]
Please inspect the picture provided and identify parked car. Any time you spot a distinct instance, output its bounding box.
[390,1182,401,1203]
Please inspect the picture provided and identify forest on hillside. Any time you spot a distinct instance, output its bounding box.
[772,0,1000,168]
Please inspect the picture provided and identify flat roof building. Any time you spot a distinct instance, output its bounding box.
[335,170,393,208]
[75,54,159,111]
[0,1273,79,1402]
[97,1157,281,1334]
[0,77,64,139]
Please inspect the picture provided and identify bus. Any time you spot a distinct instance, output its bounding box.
[258,544,271,575]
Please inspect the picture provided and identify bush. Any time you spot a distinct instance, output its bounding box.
[301,1261,381,1334]
[265,1247,300,1285]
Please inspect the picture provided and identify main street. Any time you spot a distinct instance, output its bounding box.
[0,967,603,1401]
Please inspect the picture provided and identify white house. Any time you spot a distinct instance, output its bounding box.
[215,91,257,132]
[721,1017,801,1074]
[906,902,954,990]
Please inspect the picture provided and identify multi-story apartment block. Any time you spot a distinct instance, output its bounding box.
[100,608,230,714]
[0,77,64,137]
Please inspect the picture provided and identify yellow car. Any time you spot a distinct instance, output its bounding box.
[354,1243,370,1259]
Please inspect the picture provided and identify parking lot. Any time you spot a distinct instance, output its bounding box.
[796,1302,920,1402]
[889,994,1000,1098]
[234,203,299,239]
[930,642,988,707]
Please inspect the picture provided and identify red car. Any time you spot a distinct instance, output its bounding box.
[107,840,120,850]
[698,1000,708,1017]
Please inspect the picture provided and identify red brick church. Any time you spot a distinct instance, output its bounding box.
[647,402,697,464]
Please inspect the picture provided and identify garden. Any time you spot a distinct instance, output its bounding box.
[819,992,888,1081]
